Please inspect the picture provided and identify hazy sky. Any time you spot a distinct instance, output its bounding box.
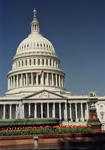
[0,0,105,96]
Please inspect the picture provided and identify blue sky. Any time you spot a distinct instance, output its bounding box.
[0,0,105,96]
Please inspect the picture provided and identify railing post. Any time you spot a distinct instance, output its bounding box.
[33,136,39,149]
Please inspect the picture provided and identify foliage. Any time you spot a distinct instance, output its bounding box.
[0,118,59,127]
[0,125,92,136]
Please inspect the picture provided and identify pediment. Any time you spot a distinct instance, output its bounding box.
[22,90,66,100]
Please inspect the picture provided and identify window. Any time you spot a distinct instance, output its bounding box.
[53,60,54,66]
[25,60,27,66]
[38,59,40,65]
[42,59,44,65]
[22,60,23,66]
[34,59,36,65]
[100,105,103,109]
[50,60,51,66]
[19,61,20,67]
[101,113,104,120]
[29,59,31,65]
[46,59,48,65]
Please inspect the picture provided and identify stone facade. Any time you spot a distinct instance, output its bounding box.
[0,9,105,131]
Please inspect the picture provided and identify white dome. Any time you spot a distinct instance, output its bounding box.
[16,33,55,55]
[16,11,55,55]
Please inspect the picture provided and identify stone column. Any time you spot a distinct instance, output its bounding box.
[9,104,12,119]
[86,103,89,120]
[20,74,23,87]
[81,103,84,121]
[64,102,67,120]
[16,104,18,119]
[41,72,44,85]
[3,104,6,119]
[75,103,78,122]
[53,103,55,118]
[17,75,18,87]
[56,74,57,86]
[69,103,73,122]
[26,73,28,86]
[59,103,62,120]
[47,73,48,86]
[47,103,49,118]
[41,103,43,118]
[28,103,31,117]
[59,75,60,87]
[36,73,38,85]
[34,103,37,118]
[13,76,15,88]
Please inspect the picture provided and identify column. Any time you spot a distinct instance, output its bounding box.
[26,73,28,86]
[3,104,6,119]
[47,103,49,118]
[41,103,43,118]
[56,74,57,86]
[53,103,55,118]
[31,73,33,86]
[64,102,67,120]
[81,103,84,121]
[21,74,23,87]
[34,103,37,118]
[47,73,48,85]
[13,76,15,88]
[16,104,18,119]
[36,73,38,85]
[59,75,61,87]
[69,103,73,122]
[62,77,64,88]
[8,78,10,90]
[9,104,12,119]
[28,103,31,116]
[75,103,78,122]
[59,103,62,120]
[86,103,89,120]
[17,75,18,87]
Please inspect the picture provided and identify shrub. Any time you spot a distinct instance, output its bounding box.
[0,125,92,136]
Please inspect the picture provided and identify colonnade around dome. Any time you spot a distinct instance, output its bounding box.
[8,72,65,90]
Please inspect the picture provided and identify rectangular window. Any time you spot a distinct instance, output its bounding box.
[42,59,44,65]
[38,59,40,65]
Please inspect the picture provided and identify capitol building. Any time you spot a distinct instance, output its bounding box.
[0,9,105,131]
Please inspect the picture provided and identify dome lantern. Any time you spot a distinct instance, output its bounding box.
[31,8,40,34]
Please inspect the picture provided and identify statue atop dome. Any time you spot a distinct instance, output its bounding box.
[33,8,37,17]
